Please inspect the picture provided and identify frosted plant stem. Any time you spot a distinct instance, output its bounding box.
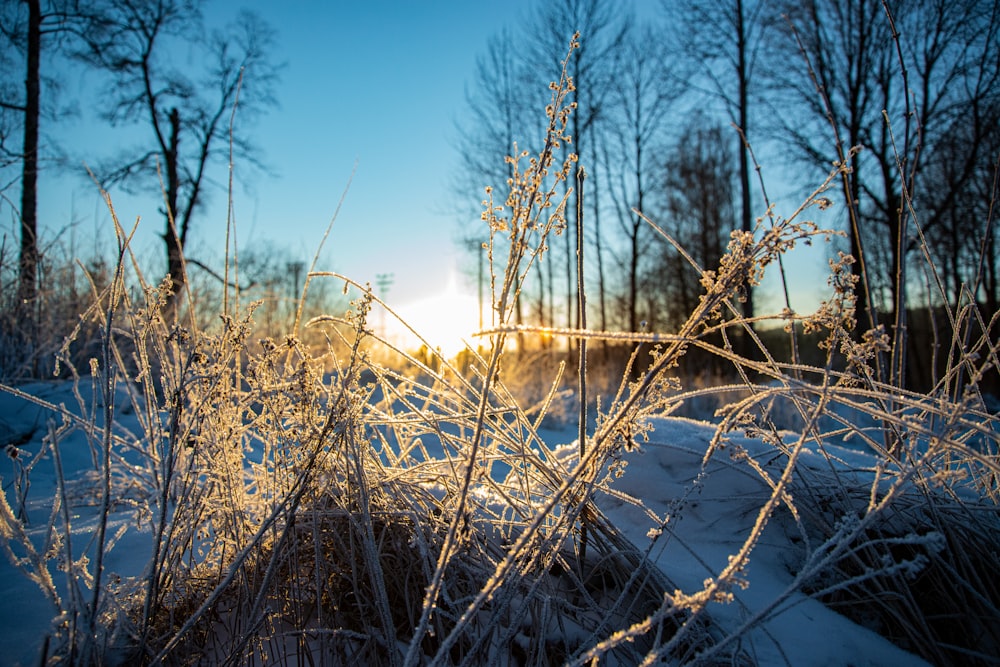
[576,165,589,565]
[350,422,401,667]
[151,446,319,664]
[85,234,131,664]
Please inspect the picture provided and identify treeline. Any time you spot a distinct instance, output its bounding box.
[454,0,999,386]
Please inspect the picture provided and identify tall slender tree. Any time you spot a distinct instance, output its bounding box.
[602,23,678,334]
[0,0,94,342]
[77,0,280,312]
[530,0,627,332]
[452,29,537,339]
[770,0,891,334]
[13,0,40,320]
[662,0,772,329]
[651,121,737,331]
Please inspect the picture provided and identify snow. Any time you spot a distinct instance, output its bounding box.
[0,382,932,666]
[582,418,929,666]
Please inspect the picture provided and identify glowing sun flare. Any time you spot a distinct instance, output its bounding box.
[391,285,482,358]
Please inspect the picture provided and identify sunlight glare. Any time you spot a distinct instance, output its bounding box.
[390,276,483,359]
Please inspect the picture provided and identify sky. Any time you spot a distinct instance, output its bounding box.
[36,1,538,309]
[30,0,831,347]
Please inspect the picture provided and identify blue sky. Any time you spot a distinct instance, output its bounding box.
[33,0,830,324]
[39,0,539,308]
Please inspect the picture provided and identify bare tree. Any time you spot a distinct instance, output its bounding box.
[2,0,43,322]
[453,28,538,339]
[922,103,1000,312]
[662,0,774,329]
[650,121,737,332]
[769,0,893,335]
[0,0,94,343]
[772,0,1000,389]
[77,0,280,312]
[773,0,999,323]
[912,0,1000,313]
[602,23,678,334]
[530,0,628,332]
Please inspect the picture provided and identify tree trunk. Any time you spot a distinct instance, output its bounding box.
[591,145,608,359]
[629,128,644,335]
[18,0,41,332]
[987,226,998,316]
[887,185,907,389]
[846,120,874,339]
[736,0,755,358]
[164,107,185,309]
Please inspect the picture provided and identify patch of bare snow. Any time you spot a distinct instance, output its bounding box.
[591,416,930,666]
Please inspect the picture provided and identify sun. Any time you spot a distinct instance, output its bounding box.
[390,280,483,359]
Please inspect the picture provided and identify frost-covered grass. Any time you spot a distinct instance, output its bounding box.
[2,40,1000,667]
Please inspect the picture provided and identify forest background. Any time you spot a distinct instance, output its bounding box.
[1,0,998,391]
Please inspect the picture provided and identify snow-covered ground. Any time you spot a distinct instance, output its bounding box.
[1,381,159,667]
[0,381,932,665]
[581,418,929,666]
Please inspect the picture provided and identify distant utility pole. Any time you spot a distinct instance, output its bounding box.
[287,261,305,298]
[375,272,394,337]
